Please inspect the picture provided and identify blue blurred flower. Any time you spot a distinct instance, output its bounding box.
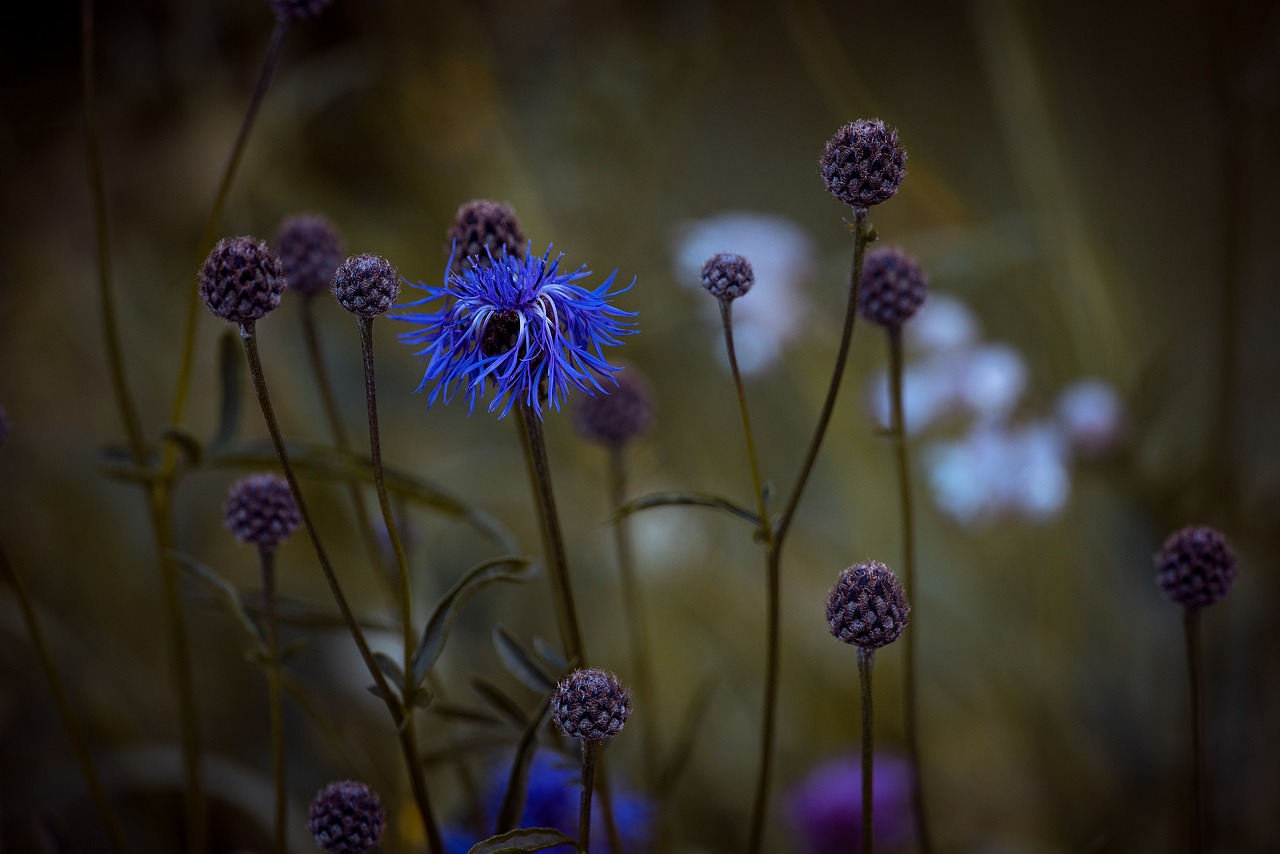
[785,752,913,854]
[444,751,653,853]
[393,245,636,418]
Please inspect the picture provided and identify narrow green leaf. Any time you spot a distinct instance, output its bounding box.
[211,328,243,450]
[373,651,406,694]
[410,557,539,686]
[168,550,261,643]
[493,626,558,693]
[531,637,567,673]
[613,491,761,528]
[466,828,575,854]
[471,677,529,728]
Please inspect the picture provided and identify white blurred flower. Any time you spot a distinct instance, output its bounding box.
[906,293,980,354]
[925,421,1069,524]
[1055,378,1125,456]
[673,211,815,374]
[867,355,969,435]
[957,343,1027,420]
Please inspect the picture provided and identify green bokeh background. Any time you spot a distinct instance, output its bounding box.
[2,0,1278,851]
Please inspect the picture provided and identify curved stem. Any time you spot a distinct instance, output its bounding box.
[887,326,932,853]
[607,447,659,787]
[258,546,287,854]
[0,544,133,853]
[857,647,876,854]
[238,321,442,851]
[775,207,869,547]
[164,21,289,478]
[1185,607,1204,854]
[302,301,393,598]
[517,407,586,666]
[82,0,144,464]
[718,299,772,544]
[578,742,599,854]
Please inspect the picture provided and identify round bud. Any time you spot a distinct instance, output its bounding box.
[274,214,345,297]
[858,247,928,328]
[826,561,910,649]
[333,254,400,318]
[1155,526,1237,609]
[223,474,301,548]
[552,668,632,744]
[307,780,386,854]
[268,0,335,23]
[700,252,755,301]
[820,119,907,209]
[572,366,655,448]
[447,200,527,274]
[199,236,286,324]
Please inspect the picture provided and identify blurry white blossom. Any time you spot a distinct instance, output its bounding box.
[673,211,815,374]
[906,293,980,354]
[925,421,1070,524]
[1055,378,1125,456]
[958,343,1028,421]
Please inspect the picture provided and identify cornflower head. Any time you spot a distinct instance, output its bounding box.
[393,244,636,419]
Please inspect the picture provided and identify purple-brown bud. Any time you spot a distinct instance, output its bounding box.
[700,252,755,301]
[333,254,400,318]
[223,473,301,548]
[274,214,345,297]
[1155,526,1237,609]
[199,236,286,324]
[447,199,527,274]
[820,119,907,209]
[307,780,385,854]
[572,366,655,448]
[552,668,632,743]
[826,561,910,649]
[858,247,928,329]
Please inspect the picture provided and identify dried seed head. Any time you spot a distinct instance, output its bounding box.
[223,473,301,548]
[1155,526,1237,609]
[572,366,655,448]
[700,252,755,301]
[826,561,910,649]
[820,119,907,209]
[307,780,386,854]
[552,668,632,743]
[268,0,335,23]
[447,200,527,274]
[333,254,400,318]
[274,214,345,297]
[199,236,286,324]
[858,247,928,329]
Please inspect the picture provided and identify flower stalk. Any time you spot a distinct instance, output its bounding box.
[258,545,287,854]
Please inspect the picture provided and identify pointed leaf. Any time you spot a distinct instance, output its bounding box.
[168,550,262,643]
[466,828,575,854]
[613,491,761,528]
[410,557,539,686]
[211,328,243,450]
[373,652,406,694]
[531,637,567,673]
[493,626,558,693]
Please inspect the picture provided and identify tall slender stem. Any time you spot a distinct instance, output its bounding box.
[718,299,772,541]
[887,326,932,853]
[302,301,392,597]
[81,0,144,464]
[258,546,287,854]
[578,742,599,854]
[606,447,659,786]
[165,21,289,477]
[1184,607,1204,854]
[857,647,876,854]
[238,321,442,851]
[517,407,586,667]
[0,544,133,854]
[747,207,870,854]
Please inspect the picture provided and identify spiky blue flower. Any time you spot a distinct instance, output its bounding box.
[393,244,636,418]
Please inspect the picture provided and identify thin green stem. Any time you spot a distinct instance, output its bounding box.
[302,300,393,597]
[165,21,289,478]
[238,321,442,851]
[0,544,133,854]
[148,494,206,853]
[258,546,287,854]
[517,407,586,666]
[1185,607,1204,854]
[857,647,876,854]
[578,742,599,854]
[594,754,623,854]
[887,326,932,853]
[82,0,145,464]
[718,299,772,544]
[606,447,659,787]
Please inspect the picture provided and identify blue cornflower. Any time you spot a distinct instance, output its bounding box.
[393,244,636,418]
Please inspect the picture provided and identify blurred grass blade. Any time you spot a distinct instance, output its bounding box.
[373,651,406,695]
[471,677,530,728]
[613,491,761,528]
[466,828,575,853]
[658,678,718,793]
[168,550,261,643]
[411,557,539,686]
[238,590,396,633]
[531,637,566,673]
[493,626,559,693]
[496,697,553,833]
[210,328,243,450]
